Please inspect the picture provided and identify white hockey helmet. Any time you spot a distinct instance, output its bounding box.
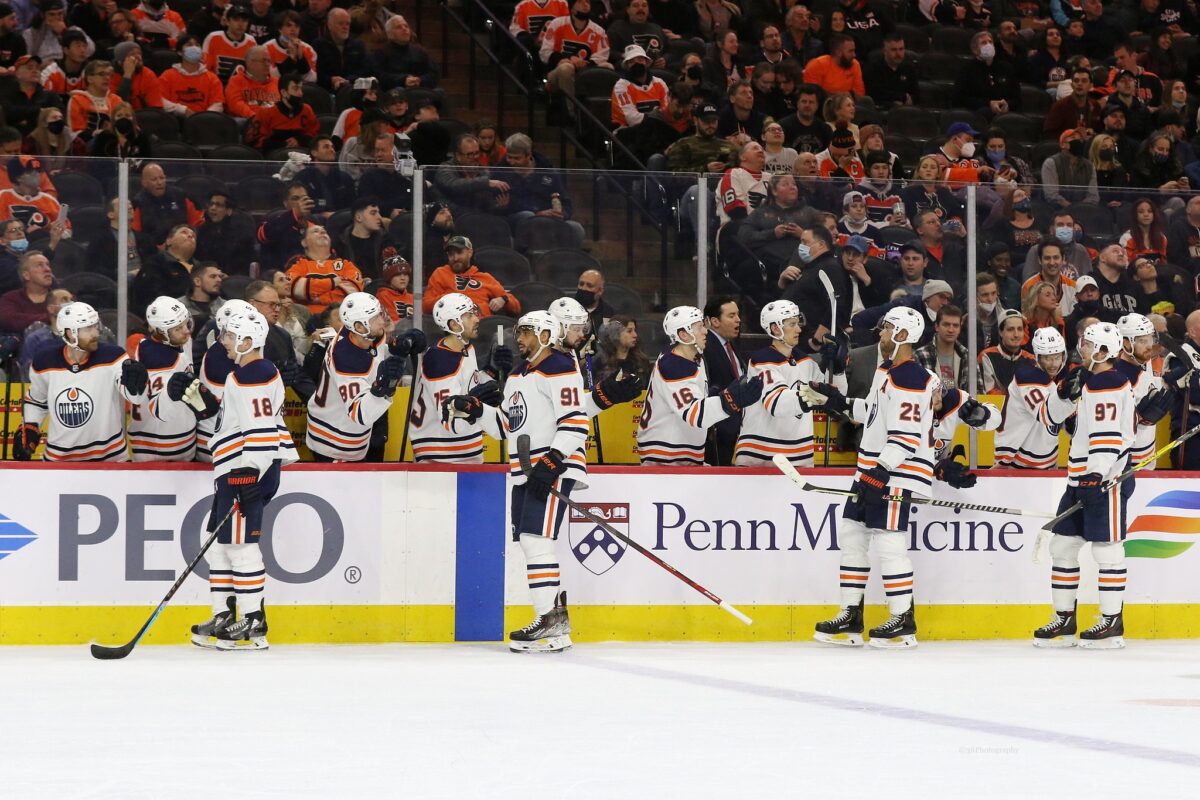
[145,296,191,339]
[548,296,590,331]
[662,305,704,346]
[760,299,801,341]
[1117,312,1156,342]
[1081,321,1121,361]
[1031,327,1066,356]
[340,291,383,337]
[224,310,269,362]
[517,309,562,362]
[432,292,477,336]
[214,299,255,332]
[57,301,99,349]
[881,305,925,345]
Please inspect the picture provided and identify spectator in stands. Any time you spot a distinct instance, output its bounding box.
[41,28,89,95]
[801,33,863,97]
[611,44,668,128]
[508,0,567,56]
[1062,274,1102,345]
[985,241,1021,310]
[129,0,185,50]
[575,267,613,333]
[295,135,354,215]
[264,267,312,354]
[606,0,668,68]
[780,225,849,333]
[541,0,612,112]
[985,187,1041,265]
[914,211,965,288]
[195,190,255,275]
[981,128,1033,186]
[203,4,254,84]
[735,173,815,297]
[665,101,736,178]
[778,82,830,154]
[85,198,138,279]
[245,72,318,152]
[24,3,94,63]
[972,271,1002,348]
[178,261,224,330]
[761,121,796,175]
[863,31,916,110]
[1090,133,1129,202]
[1078,0,1123,59]
[901,155,965,225]
[187,0,231,42]
[160,35,224,117]
[714,141,766,228]
[494,133,585,242]
[69,0,114,45]
[1168,80,1196,139]
[1091,242,1140,317]
[979,308,1032,393]
[111,41,164,110]
[850,279,949,349]
[433,133,511,214]
[954,30,1020,118]
[1042,127,1099,207]
[1025,24,1067,90]
[258,181,315,271]
[1120,197,1169,263]
[4,55,55,135]
[1020,211,1090,280]
[1158,109,1197,169]
[822,91,859,148]
[837,189,883,242]
[1166,194,1200,275]
[264,11,317,83]
[1022,238,1079,317]
[0,218,24,293]
[0,157,62,237]
[286,223,364,313]
[14,284,69,372]
[299,0,331,43]
[245,278,314,396]
[814,124,862,184]
[132,223,198,309]
[1022,279,1068,345]
[781,5,821,66]
[315,7,368,92]
[915,305,968,390]
[375,255,413,327]
[701,30,744,92]
[894,240,932,299]
[225,45,279,120]
[132,162,204,260]
[1131,130,1187,194]
[1108,71,1152,139]
[24,107,85,160]
[422,234,521,318]
[702,294,742,465]
[89,101,152,165]
[373,14,438,91]
[593,314,650,385]
[97,10,137,63]
[474,120,505,166]
[337,196,386,282]
[1043,66,1102,139]
[0,249,53,335]
[615,81,692,167]
[357,131,414,219]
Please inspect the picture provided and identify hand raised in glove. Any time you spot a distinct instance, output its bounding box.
[526,449,566,501]
[1163,361,1193,391]
[816,331,849,375]
[120,359,149,395]
[468,380,502,406]
[1056,366,1086,402]
[798,380,848,415]
[166,371,195,402]
[1136,386,1175,424]
[370,355,406,398]
[959,396,992,429]
[441,394,484,425]
[489,345,514,375]
[592,369,641,409]
[719,374,763,415]
[389,328,428,360]
[11,422,40,460]
[854,464,891,506]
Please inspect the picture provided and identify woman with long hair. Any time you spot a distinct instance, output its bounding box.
[1130,131,1187,196]
[701,29,744,89]
[1025,24,1067,89]
[822,91,858,148]
[984,186,1041,264]
[1089,132,1128,205]
[593,314,652,386]
[1022,280,1067,347]
[1119,197,1169,263]
[23,107,86,162]
[900,154,964,223]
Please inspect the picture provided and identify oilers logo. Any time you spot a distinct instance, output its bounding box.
[54,386,94,428]
[507,391,528,432]
[568,503,628,575]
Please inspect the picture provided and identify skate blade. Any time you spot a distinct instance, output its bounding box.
[215,636,270,651]
[509,635,572,653]
[868,635,918,649]
[1079,636,1125,650]
[813,631,864,647]
[191,634,220,650]
[1032,636,1077,648]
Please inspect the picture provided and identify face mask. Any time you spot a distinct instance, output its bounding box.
[1054,226,1073,244]
[795,243,813,263]
[183,45,202,63]
[115,118,134,136]
[1173,100,1186,109]
[1098,147,1114,160]
[978,43,995,60]
[926,305,938,322]
[572,9,588,20]
[986,148,1005,164]
[979,301,996,314]
[628,64,648,83]
[686,65,702,81]
[1068,139,1086,157]
[1153,152,1170,164]
[574,289,595,307]
[9,238,27,252]
[1013,199,1032,213]
[47,119,65,134]
[960,141,975,158]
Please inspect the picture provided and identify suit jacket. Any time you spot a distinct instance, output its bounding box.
[838,342,881,452]
[703,329,742,465]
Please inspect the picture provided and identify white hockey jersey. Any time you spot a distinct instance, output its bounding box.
[637,350,730,465]
[196,339,236,462]
[479,350,589,487]
[305,329,394,461]
[1042,367,1136,485]
[128,336,196,462]
[23,343,144,462]
[1113,357,1162,468]
[410,340,488,463]
[994,362,1062,469]
[930,386,1002,459]
[735,347,827,466]
[847,358,937,498]
[209,358,298,477]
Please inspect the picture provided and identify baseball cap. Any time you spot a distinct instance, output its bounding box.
[1058,127,1083,145]
[922,279,954,301]
[842,190,865,209]
[622,44,649,64]
[445,234,473,251]
[899,240,926,257]
[13,54,40,68]
[225,4,251,19]
[843,235,871,254]
[1103,102,1127,117]
[697,104,719,120]
[946,121,979,138]
[1075,275,1099,292]
[1114,68,1137,82]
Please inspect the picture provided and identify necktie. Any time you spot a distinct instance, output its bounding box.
[726,341,740,379]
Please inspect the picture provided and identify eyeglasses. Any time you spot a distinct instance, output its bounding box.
[252,298,283,310]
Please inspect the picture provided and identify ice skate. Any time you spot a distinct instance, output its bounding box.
[1079,612,1124,650]
[868,607,918,649]
[190,598,235,649]
[509,592,572,653]
[813,600,864,647]
[215,609,269,651]
[1032,605,1077,648]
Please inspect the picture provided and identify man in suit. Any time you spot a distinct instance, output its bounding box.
[837,341,882,452]
[703,295,743,465]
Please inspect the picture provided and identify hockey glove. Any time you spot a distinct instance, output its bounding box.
[797,381,848,416]
[166,371,194,402]
[11,422,40,461]
[120,359,149,395]
[719,374,763,415]
[441,394,484,425]
[1056,366,1086,402]
[468,380,502,406]
[489,345,514,375]
[526,449,566,501]
[1137,386,1175,424]
[592,369,641,410]
[0,333,19,361]
[226,467,261,509]
[389,328,428,360]
[816,331,849,376]
[934,455,977,489]
[958,396,992,429]
[370,355,406,398]
[1076,472,1105,503]
[277,359,303,387]
[1164,361,1193,391]
[854,464,891,507]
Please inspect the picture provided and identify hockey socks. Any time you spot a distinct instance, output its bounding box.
[519,534,560,615]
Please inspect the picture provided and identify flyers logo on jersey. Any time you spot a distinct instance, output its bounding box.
[507,391,528,431]
[55,387,94,428]
[569,503,628,575]
[454,276,483,292]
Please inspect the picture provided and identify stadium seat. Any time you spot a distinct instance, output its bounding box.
[66,204,108,246]
[317,113,338,136]
[177,174,229,207]
[575,67,620,99]
[145,48,180,74]
[917,53,962,81]
[433,118,471,144]
[472,245,533,285]
[49,237,87,277]
[135,108,181,141]
[1019,84,1053,114]
[990,113,1041,144]
[456,212,515,249]
[182,111,240,151]
[884,133,919,166]
[63,271,117,308]
[99,309,147,337]
[51,171,105,206]
[937,109,987,136]
[508,280,562,313]
[532,248,600,288]
[233,175,286,214]
[207,145,269,183]
[885,106,939,139]
[917,80,954,109]
[220,274,252,299]
[514,215,584,254]
[635,315,669,356]
[301,83,335,115]
[1030,140,1061,166]
[931,26,974,55]
[151,141,204,166]
[475,314,515,357]
[1067,202,1116,236]
[601,282,642,315]
[876,225,918,248]
[325,209,353,242]
[895,23,929,53]
[667,38,703,61]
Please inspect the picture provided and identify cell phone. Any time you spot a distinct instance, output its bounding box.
[57,203,69,222]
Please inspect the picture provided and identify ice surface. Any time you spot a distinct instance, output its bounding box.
[4,641,1200,799]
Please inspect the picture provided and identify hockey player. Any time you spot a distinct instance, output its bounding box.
[548,295,642,416]
[129,297,197,462]
[799,306,937,648]
[409,292,508,463]
[994,328,1069,469]
[188,310,298,650]
[734,300,845,466]
[442,310,587,652]
[1034,321,1136,649]
[306,291,424,462]
[173,299,254,462]
[16,302,148,462]
[1114,313,1181,468]
[636,305,763,465]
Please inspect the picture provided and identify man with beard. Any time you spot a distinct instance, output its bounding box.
[422,235,521,319]
[779,83,830,154]
[801,33,865,96]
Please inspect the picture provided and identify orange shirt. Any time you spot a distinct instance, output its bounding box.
[286,255,365,313]
[510,0,569,36]
[203,31,257,83]
[109,67,164,110]
[421,265,521,318]
[41,61,85,94]
[377,286,414,323]
[0,189,63,231]
[159,63,225,114]
[801,55,865,96]
[610,77,669,127]
[0,156,55,197]
[224,67,279,119]
[66,90,122,138]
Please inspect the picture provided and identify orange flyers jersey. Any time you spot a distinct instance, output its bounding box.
[510,0,569,36]
[203,31,257,83]
[0,188,63,231]
[159,63,225,112]
[67,90,121,137]
[285,255,364,313]
[41,60,85,94]
[263,38,317,79]
[539,16,609,64]
[610,76,668,127]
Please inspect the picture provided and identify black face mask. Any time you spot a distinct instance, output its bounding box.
[571,10,588,21]
[114,118,134,136]
[628,64,648,83]
[574,289,595,307]
[1068,139,1086,157]
[1075,299,1101,315]
[47,119,65,134]
[145,0,164,8]
[1098,147,1115,160]
[686,65,702,81]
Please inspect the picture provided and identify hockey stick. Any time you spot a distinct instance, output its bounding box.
[90,503,239,660]
[398,350,421,463]
[516,434,752,625]
[1032,420,1200,563]
[817,270,837,467]
[772,454,1054,517]
[1,355,12,460]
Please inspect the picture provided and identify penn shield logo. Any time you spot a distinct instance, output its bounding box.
[569,503,628,575]
[55,386,94,428]
[1125,490,1200,558]
[507,391,528,432]
[0,513,37,561]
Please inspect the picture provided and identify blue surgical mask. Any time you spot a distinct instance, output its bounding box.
[796,243,813,263]
[9,238,28,252]
[986,148,1006,164]
[1054,226,1073,244]
[183,46,202,63]
[1013,199,1032,213]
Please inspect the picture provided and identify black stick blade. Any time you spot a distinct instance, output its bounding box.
[90,642,134,660]
[516,434,534,474]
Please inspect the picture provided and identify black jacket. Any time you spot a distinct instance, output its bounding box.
[314,36,370,91]
[780,250,852,335]
[195,213,258,276]
[372,41,440,90]
[702,329,742,466]
[953,58,1021,117]
[863,54,919,108]
[132,252,193,311]
[133,186,196,261]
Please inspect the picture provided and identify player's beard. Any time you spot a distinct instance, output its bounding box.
[879,336,896,359]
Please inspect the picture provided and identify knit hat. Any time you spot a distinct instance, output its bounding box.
[922,279,954,301]
[382,254,412,284]
[6,156,40,184]
[113,41,140,66]
[830,125,856,149]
